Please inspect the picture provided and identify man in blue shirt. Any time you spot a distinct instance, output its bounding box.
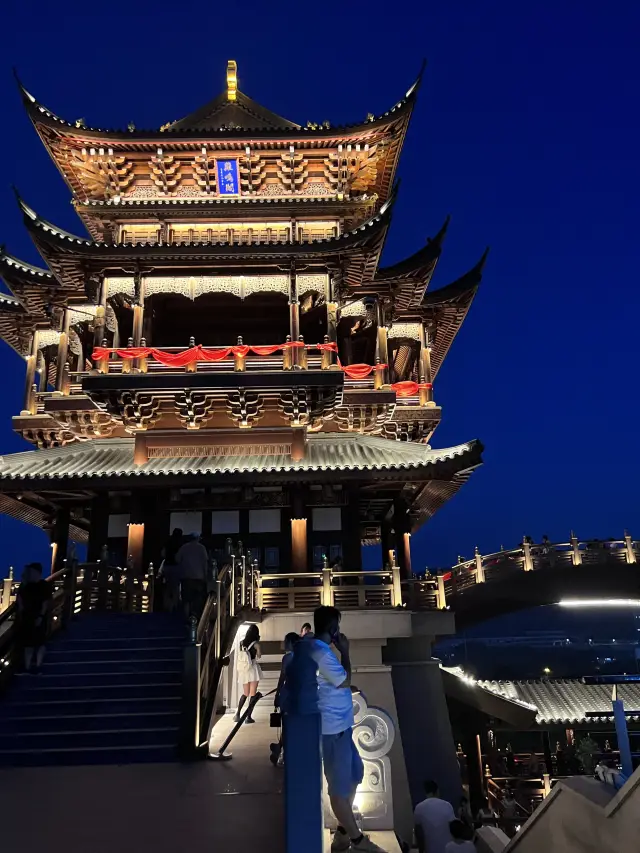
[308,606,388,853]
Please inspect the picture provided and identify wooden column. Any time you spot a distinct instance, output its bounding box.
[289,263,300,368]
[325,275,338,367]
[127,493,145,574]
[55,309,70,393]
[341,489,362,571]
[290,486,307,573]
[52,505,70,573]
[92,276,107,370]
[418,322,435,407]
[381,520,394,568]
[88,492,110,562]
[375,298,389,387]
[394,498,413,580]
[21,329,39,415]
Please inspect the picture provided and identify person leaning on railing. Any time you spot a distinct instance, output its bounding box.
[15,562,52,676]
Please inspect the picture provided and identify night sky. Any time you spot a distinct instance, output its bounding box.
[1,1,639,579]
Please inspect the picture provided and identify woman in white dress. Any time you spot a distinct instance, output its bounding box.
[234,624,262,724]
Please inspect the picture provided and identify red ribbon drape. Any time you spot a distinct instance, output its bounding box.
[391,381,433,398]
[92,344,431,399]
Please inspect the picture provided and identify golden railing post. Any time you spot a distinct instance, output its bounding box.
[186,336,197,373]
[322,554,332,606]
[55,307,70,392]
[542,773,551,798]
[234,336,246,372]
[570,531,582,566]
[419,322,435,407]
[22,329,39,415]
[321,335,332,370]
[298,336,307,370]
[624,530,636,564]
[98,337,110,374]
[474,547,485,583]
[437,572,447,609]
[391,563,402,607]
[522,538,534,571]
[138,337,148,374]
[1,567,13,614]
[122,337,133,374]
[374,298,389,386]
[282,335,293,370]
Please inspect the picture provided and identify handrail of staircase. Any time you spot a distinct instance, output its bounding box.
[180,560,261,758]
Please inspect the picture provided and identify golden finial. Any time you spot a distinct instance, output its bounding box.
[227,60,238,102]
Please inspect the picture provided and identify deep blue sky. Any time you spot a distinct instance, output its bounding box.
[1,1,639,577]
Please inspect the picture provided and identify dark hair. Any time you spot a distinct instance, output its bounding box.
[26,562,43,576]
[172,528,183,537]
[242,624,260,649]
[314,605,341,636]
[301,622,312,632]
[449,820,473,841]
[284,632,300,649]
[423,780,439,797]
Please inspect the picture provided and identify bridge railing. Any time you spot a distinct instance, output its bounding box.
[246,530,640,614]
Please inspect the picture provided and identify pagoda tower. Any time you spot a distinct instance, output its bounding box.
[0,60,484,574]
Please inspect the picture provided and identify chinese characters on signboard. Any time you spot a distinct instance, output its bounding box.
[216,159,239,195]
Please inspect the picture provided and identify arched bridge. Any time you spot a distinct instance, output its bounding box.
[248,532,640,630]
[441,534,640,629]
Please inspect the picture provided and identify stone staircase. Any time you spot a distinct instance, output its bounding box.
[486,765,640,853]
[0,612,186,766]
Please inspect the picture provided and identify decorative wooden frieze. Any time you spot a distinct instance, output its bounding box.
[54,410,115,439]
[118,391,161,432]
[148,443,291,460]
[348,144,380,192]
[340,299,368,318]
[104,277,135,298]
[296,274,330,299]
[175,391,216,430]
[226,390,264,429]
[239,152,267,193]
[335,404,393,434]
[149,149,183,196]
[192,149,216,194]
[388,322,421,342]
[277,147,309,193]
[278,387,309,427]
[20,427,75,449]
[66,147,134,200]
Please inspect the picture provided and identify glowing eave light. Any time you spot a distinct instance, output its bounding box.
[559,599,640,608]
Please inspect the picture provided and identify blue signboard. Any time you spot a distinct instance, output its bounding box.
[216,159,239,195]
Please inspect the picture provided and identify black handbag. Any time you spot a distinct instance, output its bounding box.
[270,711,282,728]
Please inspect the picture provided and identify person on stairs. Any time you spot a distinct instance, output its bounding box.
[309,605,388,853]
[234,623,262,724]
[271,631,300,766]
[16,562,52,675]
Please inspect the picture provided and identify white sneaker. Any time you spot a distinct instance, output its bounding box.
[350,835,389,853]
[330,830,351,852]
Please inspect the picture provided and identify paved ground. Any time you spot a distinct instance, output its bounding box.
[0,715,283,853]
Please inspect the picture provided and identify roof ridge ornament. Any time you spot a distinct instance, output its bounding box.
[227,60,238,102]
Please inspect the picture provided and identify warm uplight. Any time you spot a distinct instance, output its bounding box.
[559,599,640,608]
[543,667,551,675]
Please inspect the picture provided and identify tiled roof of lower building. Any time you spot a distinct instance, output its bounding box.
[478,678,640,724]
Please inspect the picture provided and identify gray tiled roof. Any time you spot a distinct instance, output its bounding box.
[0,434,480,482]
[478,679,640,724]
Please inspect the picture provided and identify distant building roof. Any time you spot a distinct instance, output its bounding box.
[477,677,640,724]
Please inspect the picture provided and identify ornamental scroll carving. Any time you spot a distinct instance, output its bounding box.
[324,691,396,832]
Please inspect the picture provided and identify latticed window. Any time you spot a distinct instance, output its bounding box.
[119,225,161,244]
[297,221,339,242]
